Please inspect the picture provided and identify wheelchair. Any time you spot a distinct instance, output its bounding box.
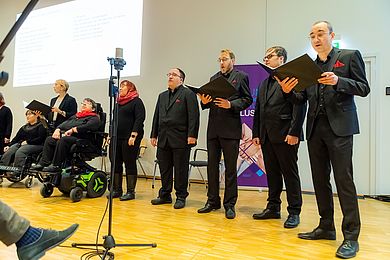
[0,152,41,188]
[38,104,108,202]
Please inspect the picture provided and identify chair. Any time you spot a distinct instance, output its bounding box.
[136,139,147,178]
[188,148,208,188]
[151,159,159,189]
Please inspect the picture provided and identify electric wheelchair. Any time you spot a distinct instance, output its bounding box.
[38,104,108,202]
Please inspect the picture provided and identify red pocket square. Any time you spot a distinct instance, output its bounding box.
[334,60,345,68]
[175,99,181,103]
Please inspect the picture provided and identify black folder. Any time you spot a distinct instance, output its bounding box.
[26,100,51,117]
[257,54,323,92]
[187,76,237,99]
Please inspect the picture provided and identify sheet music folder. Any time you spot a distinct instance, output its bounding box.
[26,100,51,117]
[187,76,237,99]
[257,53,323,92]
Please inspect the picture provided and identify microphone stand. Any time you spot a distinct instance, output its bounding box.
[71,57,156,259]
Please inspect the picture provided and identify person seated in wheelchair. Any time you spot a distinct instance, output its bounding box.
[31,98,100,173]
[0,110,48,174]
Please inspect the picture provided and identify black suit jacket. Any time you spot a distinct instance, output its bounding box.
[288,48,370,139]
[253,78,306,144]
[48,93,77,128]
[202,70,253,140]
[151,85,200,149]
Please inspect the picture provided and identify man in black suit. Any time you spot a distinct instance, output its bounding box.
[278,21,370,259]
[150,68,200,209]
[197,49,252,219]
[252,46,306,228]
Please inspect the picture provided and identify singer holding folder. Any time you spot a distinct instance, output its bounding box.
[47,79,77,130]
[197,49,252,219]
[252,46,306,229]
[278,21,370,259]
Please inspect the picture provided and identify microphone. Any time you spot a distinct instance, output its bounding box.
[113,47,126,71]
[115,48,123,59]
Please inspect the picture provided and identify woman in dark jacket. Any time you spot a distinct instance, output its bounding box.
[111,80,146,201]
[0,92,13,156]
[0,110,47,168]
[47,79,77,130]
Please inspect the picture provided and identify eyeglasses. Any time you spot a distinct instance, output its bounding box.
[166,73,182,78]
[217,57,230,63]
[262,53,277,62]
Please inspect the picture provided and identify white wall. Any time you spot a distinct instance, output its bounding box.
[1,0,389,194]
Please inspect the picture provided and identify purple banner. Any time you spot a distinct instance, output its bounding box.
[235,64,269,187]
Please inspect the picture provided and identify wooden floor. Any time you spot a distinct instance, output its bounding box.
[1,177,389,260]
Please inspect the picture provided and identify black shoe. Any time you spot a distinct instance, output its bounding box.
[107,190,122,199]
[173,199,186,209]
[284,215,300,228]
[42,165,61,173]
[225,207,236,219]
[151,197,172,205]
[252,208,281,220]
[336,240,359,259]
[30,164,44,171]
[298,227,336,240]
[17,224,79,260]
[120,192,135,201]
[197,203,221,213]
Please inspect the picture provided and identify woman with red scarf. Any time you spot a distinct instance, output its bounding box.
[110,80,145,201]
[31,98,100,172]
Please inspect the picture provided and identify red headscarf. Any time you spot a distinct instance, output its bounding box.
[117,80,139,105]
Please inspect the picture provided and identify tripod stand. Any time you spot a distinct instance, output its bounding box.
[72,55,156,259]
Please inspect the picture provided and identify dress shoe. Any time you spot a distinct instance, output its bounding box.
[197,203,221,213]
[336,240,359,259]
[17,224,79,260]
[151,197,172,205]
[120,192,135,201]
[252,208,281,220]
[284,215,300,228]
[42,165,61,173]
[107,190,122,199]
[30,164,45,171]
[225,207,236,219]
[173,199,186,209]
[298,227,336,240]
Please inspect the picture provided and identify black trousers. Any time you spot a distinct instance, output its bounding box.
[207,137,239,209]
[262,138,302,215]
[308,115,360,241]
[157,145,191,200]
[110,138,140,176]
[40,136,78,166]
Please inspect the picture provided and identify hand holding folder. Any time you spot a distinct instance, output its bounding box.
[187,76,237,99]
[26,100,51,117]
[257,54,323,91]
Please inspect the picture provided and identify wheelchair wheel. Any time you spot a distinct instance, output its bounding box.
[40,183,54,198]
[70,186,83,202]
[86,171,107,198]
[25,176,34,188]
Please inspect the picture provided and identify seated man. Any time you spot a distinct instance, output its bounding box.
[0,110,47,170]
[31,98,100,172]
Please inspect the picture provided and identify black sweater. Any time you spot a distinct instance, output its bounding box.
[9,122,47,146]
[117,97,146,140]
